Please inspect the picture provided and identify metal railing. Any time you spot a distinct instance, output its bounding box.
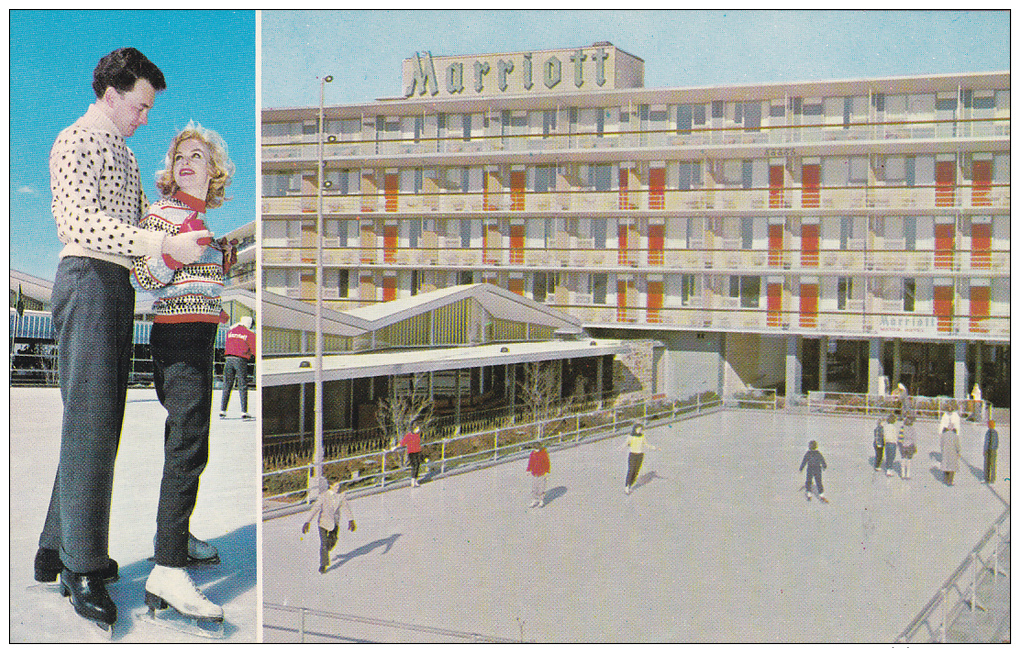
[263,602,521,643]
[806,390,992,422]
[896,509,1010,643]
[263,392,723,516]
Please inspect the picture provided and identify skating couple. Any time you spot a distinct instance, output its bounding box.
[35,48,237,632]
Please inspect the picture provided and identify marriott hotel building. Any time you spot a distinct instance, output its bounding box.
[262,43,1010,405]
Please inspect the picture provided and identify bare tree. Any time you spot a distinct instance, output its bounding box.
[376,373,434,447]
[518,362,560,439]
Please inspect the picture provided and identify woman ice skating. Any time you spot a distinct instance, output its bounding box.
[898,415,917,479]
[940,418,962,486]
[799,440,828,502]
[130,122,236,627]
[882,414,899,477]
[302,479,355,574]
[526,445,551,508]
[619,423,655,494]
[395,424,425,487]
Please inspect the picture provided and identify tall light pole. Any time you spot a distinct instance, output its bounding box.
[313,74,333,496]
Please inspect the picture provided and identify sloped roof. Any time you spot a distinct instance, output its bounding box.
[261,289,371,337]
[345,283,583,335]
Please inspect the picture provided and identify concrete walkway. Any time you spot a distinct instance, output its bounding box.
[262,407,1009,643]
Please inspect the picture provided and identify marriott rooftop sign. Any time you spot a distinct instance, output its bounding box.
[401,43,644,99]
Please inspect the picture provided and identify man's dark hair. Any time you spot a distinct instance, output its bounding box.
[92,47,166,98]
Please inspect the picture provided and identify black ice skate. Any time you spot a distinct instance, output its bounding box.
[139,565,224,639]
[59,568,117,634]
[148,533,221,567]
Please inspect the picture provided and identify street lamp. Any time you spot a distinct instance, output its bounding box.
[313,74,333,497]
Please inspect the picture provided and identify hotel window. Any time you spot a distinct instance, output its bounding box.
[591,218,607,249]
[903,278,916,312]
[839,216,853,250]
[677,162,702,191]
[543,109,557,138]
[730,275,761,309]
[740,217,754,249]
[462,114,472,141]
[711,100,724,119]
[457,271,474,286]
[327,269,350,299]
[533,272,559,302]
[263,171,300,197]
[591,164,614,191]
[400,168,423,194]
[302,121,317,136]
[325,169,359,195]
[532,165,553,193]
[837,277,852,310]
[904,217,917,251]
[681,274,697,306]
[459,219,472,248]
[742,102,762,132]
[595,108,605,137]
[408,218,421,248]
[591,274,607,304]
[262,121,300,137]
[676,104,706,133]
[848,156,869,185]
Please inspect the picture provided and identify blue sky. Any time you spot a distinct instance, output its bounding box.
[261,10,1009,107]
[10,10,256,281]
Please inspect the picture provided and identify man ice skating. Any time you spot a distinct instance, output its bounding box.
[219,316,255,420]
[302,479,356,573]
[799,440,828,502]
[35,48,209,631]
[983,420,998,483]
[526,444,551,507]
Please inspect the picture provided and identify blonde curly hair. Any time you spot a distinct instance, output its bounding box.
[155,121,235,209]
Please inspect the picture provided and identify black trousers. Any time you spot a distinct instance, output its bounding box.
[318,526,338,570]
[40,257,134,573]
[626,452,644,487]
[151,322,217,567]
[408,451,423,479]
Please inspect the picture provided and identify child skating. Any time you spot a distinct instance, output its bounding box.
[301,479,356,574]
[526,444,551,507]
[799,440,828,502]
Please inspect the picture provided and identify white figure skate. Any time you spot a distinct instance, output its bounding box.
[139,565,224,639]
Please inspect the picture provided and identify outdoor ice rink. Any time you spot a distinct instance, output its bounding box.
[263,406,1009,643]
[9,387,259,643]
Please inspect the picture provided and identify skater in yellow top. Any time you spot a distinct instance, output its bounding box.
[619,423,656,494]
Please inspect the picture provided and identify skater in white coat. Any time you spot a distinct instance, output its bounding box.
[619,423,655,494]
[302,479,356,573]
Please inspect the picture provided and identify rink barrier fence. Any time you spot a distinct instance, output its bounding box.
[262,602,521,642]
[896,508,1010,643]
[263,391,724,517]
[805,390,992,422]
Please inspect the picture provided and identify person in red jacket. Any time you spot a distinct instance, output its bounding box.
[526,445,551,508]
[395,425,424,487]
[219,316,255,420]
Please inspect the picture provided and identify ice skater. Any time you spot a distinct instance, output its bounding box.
[395,424,425,487]
[982,420,998,484]
[898,415,917,479]
[939,417,962,486]
[35,47,206,632]
[219,316,255,420]
[526,444,551,507]
[799,440,828,502]
[619,423,655,494]
[131,122,236,630]
[872,418,885,472]
[882,414,899,477]
[302,479,356,573]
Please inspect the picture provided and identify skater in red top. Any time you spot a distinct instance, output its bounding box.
[395,425,424,487]
[526,445,551,508]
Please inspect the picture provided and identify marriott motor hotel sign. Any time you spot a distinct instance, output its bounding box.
[401,44,644,99]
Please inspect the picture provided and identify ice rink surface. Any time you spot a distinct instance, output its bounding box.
[263,407,1009,643]
[10,387,259,643]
